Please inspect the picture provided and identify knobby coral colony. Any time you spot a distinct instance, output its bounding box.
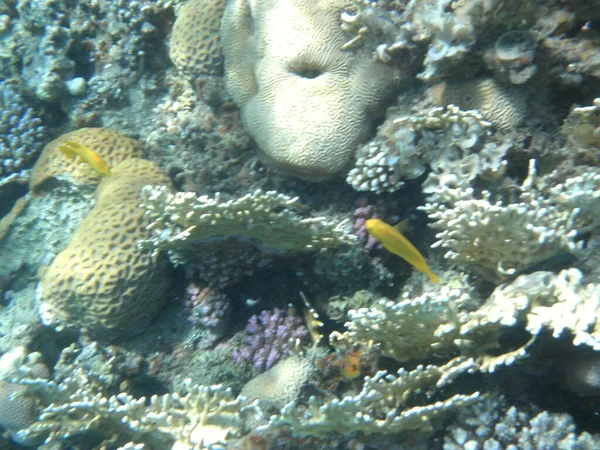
[1,0,600,449]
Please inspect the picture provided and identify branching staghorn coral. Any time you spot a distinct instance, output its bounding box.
[347,105,510,194]
[139,186,356,263]
[259,356,479,437]
[420,160,583,278]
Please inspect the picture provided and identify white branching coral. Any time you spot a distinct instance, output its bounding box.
[338,275,476,362]
[420,161,582,277]
[347,105,510,194]
[139,187,355,262]
[259,357,479,437]
[477,269,600,350]
[337,269,600,375]
[13,373,257,450]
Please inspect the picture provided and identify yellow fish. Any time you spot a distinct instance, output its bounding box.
[366,218,440,284]
[58,141,111,176]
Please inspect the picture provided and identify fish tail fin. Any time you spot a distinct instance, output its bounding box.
[427,270,441,284]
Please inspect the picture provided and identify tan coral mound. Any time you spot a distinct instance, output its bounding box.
[169,0,226,78]
[30,128,144,192]
[37,159,173,340]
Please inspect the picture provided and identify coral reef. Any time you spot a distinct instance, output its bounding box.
[184,283,230,331]
[1,0,600,448]
[240,354,315,411]
[232,308,309,371]
[432,78,530,132]
[339,268,600,374]
[260,357,479,436]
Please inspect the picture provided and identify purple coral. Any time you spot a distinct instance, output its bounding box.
[352,200,380,251]
[232,308,309,371]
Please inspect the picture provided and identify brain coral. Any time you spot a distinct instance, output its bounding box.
[169,0,227,78]
[30,128,144,192]
[221,0,404,179]
[37,158,173,340]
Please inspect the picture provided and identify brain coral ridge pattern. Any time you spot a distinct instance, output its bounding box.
[221,0,403,179]
[29,127,144,192]
[38,158,173,340]
[169,0,227,78]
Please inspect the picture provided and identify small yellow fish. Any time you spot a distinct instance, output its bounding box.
[58,141,111,176]
[366,218,440,284]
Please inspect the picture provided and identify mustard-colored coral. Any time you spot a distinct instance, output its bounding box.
[30,128,143,192]
[37,158,173,340]
[169,0,227,78]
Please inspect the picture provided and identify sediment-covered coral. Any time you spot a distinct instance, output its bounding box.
[483,30,538,85]
[221,0,404,179]
[347,104,510,194]
[140,187,356,263]
[0,80,46,177]
[37,158,174,340]
[562,97,600,150]
[232,308,309,371]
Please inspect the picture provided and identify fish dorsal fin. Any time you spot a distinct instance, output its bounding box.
[393,218,410,234]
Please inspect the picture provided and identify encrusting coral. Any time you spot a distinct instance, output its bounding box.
[220,0,405,179]
[37,158,174,340]
[139,186,356,263]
